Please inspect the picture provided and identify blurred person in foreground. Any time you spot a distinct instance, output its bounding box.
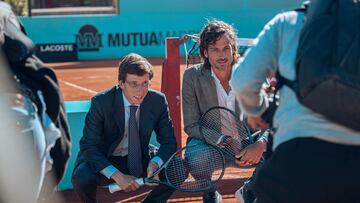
[0,44,42,203]
[230,1,360,202]
[72,53,177,203]
[0,1,70,201]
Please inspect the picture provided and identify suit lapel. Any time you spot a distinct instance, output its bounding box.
[113,86,125,134]
[201,65,218,107]
[139,93,153,138]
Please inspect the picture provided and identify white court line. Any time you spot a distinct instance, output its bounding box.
[115,191,150,203]
[59,79,98,95]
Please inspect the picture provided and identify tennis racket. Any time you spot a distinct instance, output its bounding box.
[199,106,255,160]
[108,143,225,193]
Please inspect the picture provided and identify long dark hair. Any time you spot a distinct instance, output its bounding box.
[199,20,240,68]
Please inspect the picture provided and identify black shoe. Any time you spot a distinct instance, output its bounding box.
[202,191,222,203]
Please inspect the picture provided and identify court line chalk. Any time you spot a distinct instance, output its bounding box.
[59,79,98,95]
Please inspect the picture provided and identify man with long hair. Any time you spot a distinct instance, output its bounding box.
[182,20,267,203]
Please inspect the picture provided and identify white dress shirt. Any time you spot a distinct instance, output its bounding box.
[211,69,239,138]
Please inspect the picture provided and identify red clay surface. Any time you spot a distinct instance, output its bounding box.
[51,58,253,202]
[51,58,169,101]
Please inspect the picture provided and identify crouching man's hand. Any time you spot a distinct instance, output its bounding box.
[111,171,140,192]
[146,160,160,186]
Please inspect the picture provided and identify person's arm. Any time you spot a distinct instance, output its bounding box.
[234,116,268,166]
[100,161,140,192]
[145,159,161,186]
[235,139,267,166]
[100,165,118,179]
[182,68,203,139]
[153,93,177,163]
[79,97,112,172]
[247,115,269,130]
[231,14,284,167]
[230,13,284,117]
[150,156,163,167]
[110,171,140,192]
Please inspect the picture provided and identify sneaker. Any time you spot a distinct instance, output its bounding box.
[235,186,256,203]
[203,191,222,203]
[235,186,245,203]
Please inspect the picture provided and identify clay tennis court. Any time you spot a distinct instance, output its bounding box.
[51,58,165,101]
[51,58,253,202]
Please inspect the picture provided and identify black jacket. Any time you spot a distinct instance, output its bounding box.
[74,86,177,172]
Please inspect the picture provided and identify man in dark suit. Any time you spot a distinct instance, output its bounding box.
[72,53,177,203]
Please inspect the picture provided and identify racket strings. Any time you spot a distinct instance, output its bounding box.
[165,144,224,191]
[199,108,252,157]
[206,109,249,137]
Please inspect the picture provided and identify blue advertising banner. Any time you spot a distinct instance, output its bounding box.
[36,43,78,62]
[21,0,300,61]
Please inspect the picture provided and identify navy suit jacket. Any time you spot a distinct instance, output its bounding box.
[75,85,177,172]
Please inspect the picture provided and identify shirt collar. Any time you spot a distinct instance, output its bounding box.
[211,68,235,97]
[211,68,221,84]
[122,92,133,107]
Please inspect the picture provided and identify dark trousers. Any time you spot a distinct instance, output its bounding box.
[72,156,175,203]
[253,138,360,203]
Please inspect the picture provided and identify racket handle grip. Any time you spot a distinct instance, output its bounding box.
[108,178,144,193]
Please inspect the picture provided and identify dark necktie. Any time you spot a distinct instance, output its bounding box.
[128,105,143,177]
